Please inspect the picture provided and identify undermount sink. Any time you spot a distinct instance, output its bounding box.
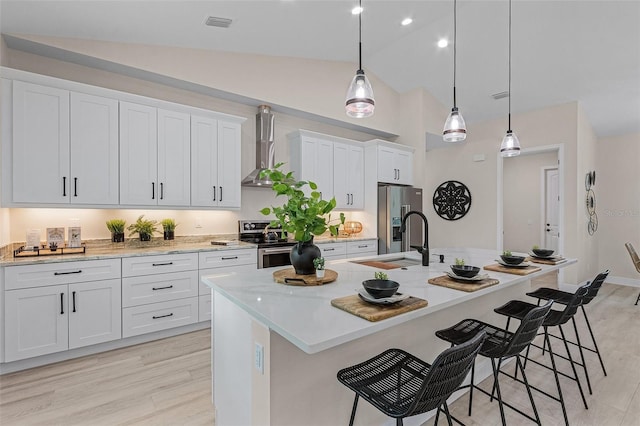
[351,256,422,270]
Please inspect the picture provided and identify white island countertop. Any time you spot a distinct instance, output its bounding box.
[202,247,576,354]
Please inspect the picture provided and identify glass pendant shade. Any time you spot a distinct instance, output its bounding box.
[345,70,375,118]
[500,130,521,157]
[443,107,467,142]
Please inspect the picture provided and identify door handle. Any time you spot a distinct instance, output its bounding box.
[219,186,222,202]
[152,182,155,200]
[60,293,64,315]
[152,285,174,291]
[160,182,164,200]
[74,177,78,197]
[72,291,76,312]
[213,186,216,201]
[152,262,174,266]
[54,270,82,276]
[152,313,173,320]
[62,177,67,196]
[546,228,551,232]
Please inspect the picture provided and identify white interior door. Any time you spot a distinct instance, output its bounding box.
[544,168,560,251]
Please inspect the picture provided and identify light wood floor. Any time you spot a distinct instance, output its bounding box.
[1,275,639,426]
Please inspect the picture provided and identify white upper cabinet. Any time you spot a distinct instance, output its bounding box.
[191,116,241,208]
[157,108,191,206]
[70,92,119,205]
[376,143,414,186]
[333,142,364,209]
[12,81,70,204]
[296,134,334,199]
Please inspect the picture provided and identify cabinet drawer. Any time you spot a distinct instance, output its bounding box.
[199,294,212,322]
[122,297,198,338]
[122,270,199,308]
[122,253,198,277]
[5,259,121,290]
[199,248,256,269]
[318,242,346,258]
[346,240,378,256]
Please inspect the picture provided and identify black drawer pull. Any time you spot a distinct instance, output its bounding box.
[324,248,335,251]
[221,256,238,260]
[152,313,174,320]
[152,285,174,291]
[72,291,76,312]
[54,270,82,276]
[152,262,174,266]
[60,293,64,315]
[358,245,368,248]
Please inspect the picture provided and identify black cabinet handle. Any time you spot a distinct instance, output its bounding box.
[358,245,368,248]
[54,270,82,276]
[325,248,335,252]
[72,291,76,312]
[346,194,349,204]
[547,228,551,232]
[62,177,67,196]
[152,262,173,266]
[221,256,238,260]
[152,285,174,291]
[152,313,173,320]
[74,177,78,197]
[219,186,222,202]
[60,293,64,315]
[213,186,216,201]
[152,182,155,200]
[160,182,164,200]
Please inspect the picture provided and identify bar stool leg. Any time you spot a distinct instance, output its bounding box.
[468,361,475,416]
[396,417,403,426]
[516,354,541,425]
[572,316,593,394]
[545,330,570,426]
[490,358,507,426]
[348,394,359,426]
[443,402,454,426]
[581,305,607,376]
[490,358,504,402]
[559,325,589,409]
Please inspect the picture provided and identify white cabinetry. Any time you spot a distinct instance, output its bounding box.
[10,81,118,205]
[120,103,191,206]
[376,142,414,186]
[289,130,365,209]
[198,248,257,322]
[191,116,242,208]
[4,259,121,362]
[346,239,378,259]
[122,253,199,337]
[318,242,347,259]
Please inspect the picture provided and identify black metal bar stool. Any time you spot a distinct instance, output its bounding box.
[336,331,486,426]
[526,270,609,395]
[624,243,640,305]
[435,300,553,426]
[493,283,590,426]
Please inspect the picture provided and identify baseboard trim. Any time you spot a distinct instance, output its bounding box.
[606,275,640,288]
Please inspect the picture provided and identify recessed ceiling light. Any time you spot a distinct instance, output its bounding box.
[401,18,413,26]
[352,6,363,15]
[437,38,449,48]
[205,16,232,28]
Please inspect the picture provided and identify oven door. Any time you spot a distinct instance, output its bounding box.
[258,246,293,269]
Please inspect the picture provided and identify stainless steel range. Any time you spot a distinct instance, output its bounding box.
[239,220,296,269]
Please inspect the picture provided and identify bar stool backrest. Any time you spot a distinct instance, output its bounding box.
[550,282,590,326]
[582,269,610,305]
[625,243,640,274]
[490,300,553,359]
[406,331,486,417]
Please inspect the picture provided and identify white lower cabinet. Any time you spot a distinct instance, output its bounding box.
[4,273,121,362]
[318,242,347,259]
[122,297,199,338]
[346,239,378,259]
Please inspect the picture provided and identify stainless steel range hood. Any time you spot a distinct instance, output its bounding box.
[242,105,276,187]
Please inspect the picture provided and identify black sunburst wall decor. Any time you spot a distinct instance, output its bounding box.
[433,180,472,221]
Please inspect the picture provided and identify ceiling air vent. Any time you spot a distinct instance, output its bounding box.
[492,91,509,100]
[205,16,233,28]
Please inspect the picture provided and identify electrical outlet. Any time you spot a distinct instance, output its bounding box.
[254,342,264,374]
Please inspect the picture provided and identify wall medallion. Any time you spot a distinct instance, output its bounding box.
[433,180,472,221]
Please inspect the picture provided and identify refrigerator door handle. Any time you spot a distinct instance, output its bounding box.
[400,204,411,252]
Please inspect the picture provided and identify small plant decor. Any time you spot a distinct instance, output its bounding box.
[127,215,158,241]
[502,250,512,256]
[161,219,177,240]
[532,245,539,250]
[374,271,389,280]
[313,257,325,270]
[454,258,465,266]
[106,219,126,243]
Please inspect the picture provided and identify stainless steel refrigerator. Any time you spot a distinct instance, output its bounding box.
[378,185,424,254]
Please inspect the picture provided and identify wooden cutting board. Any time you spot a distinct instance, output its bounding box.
[428,275,500,292]
[331,294,428,322]
[273,268,338,286]
[526,256,567,265]
[355,260,399,270]
[483,263,542,275]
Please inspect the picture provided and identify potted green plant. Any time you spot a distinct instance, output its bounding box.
[160,218,177,240]
[260,163,344,275]
[313,257,325,278]
[106,219,126,243]
[127,215,158,242]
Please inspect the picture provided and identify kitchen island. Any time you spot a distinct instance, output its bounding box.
[202,248,577,426]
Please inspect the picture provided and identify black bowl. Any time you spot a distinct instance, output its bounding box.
[532,248,554,258]
[450,265,480,278]
[500,255,525,265]
[362,279,400,299]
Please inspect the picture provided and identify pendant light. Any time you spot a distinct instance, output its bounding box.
[345,0,375,118]
[443,0,467,142]
[500,0,521,157]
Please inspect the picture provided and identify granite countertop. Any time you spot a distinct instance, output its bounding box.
[0,235,257,266]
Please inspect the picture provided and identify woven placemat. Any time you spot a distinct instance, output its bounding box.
[428,275,499,292]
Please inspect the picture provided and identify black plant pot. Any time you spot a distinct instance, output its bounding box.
[290,238,321,275]
[139,233,152,242]
[111,232,125,243]
[163,231,175,240]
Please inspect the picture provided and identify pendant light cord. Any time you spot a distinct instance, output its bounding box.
[453,0,457,108]
[508,0,512,131]
[358,0,363,71]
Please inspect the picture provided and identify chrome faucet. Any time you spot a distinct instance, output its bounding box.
[400,210,429,266]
